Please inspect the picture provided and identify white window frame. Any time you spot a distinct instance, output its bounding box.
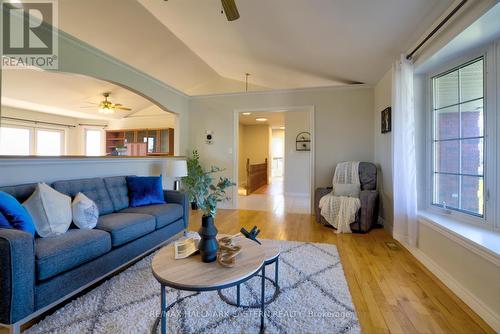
[84,128,104,156]
[0,124,34,155]
[0,121,67,156]
[425,43,498,231]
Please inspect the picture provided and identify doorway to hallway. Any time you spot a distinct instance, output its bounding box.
[235,107,312,214]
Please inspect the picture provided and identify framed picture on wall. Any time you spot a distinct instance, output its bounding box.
[381,107,391,133]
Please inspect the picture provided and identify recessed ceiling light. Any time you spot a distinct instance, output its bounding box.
[242,112,252,115]
[255,118,267,122]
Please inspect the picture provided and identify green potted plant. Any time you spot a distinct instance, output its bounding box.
[182,150,203,210]
[194,165,235,263]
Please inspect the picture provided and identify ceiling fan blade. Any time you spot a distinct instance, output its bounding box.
[113,106,132,111]
[221,0,239,21]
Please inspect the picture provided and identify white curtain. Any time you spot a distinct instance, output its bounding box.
[392,54,418,247]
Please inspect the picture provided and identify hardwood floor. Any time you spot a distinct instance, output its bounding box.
[190,209,494,334]
[2,209,493,334]
[237,177,311,214]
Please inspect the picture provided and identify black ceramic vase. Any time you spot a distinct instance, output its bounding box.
[198,215,218,263]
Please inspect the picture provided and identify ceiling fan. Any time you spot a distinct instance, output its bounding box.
[81,93,132,114]
[164,0,240,21]
[220,0,240,21]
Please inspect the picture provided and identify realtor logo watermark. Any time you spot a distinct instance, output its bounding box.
[1,0,58,69]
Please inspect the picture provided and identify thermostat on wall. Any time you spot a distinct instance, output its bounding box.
[205,130,214,144]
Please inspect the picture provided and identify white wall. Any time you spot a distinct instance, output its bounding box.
[373,69,393,231]
[107,114,176,130]
[238,124,270,186]
[413,219,500,332]
[239,124,270,165]
[0,156,179,189]
[284,110,311,196]
[188,86,374,207]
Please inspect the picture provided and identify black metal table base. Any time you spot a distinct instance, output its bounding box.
[217,274,280,308]
[154,264,267,334]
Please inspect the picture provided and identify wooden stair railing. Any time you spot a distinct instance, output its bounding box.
[246,158,268,195]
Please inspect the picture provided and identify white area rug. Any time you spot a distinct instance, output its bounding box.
[26,240,360,334]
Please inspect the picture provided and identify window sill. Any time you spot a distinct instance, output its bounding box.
[418,210,500,266]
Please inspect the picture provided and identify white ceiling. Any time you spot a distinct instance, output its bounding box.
[239,111,284,128]
[57,0,266,96]
[54,0,452,95]
[1,69,167,120]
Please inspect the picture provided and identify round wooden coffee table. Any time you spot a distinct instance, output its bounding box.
[152,236,267,334]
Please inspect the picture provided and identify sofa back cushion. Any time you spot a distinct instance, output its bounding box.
[0,183,38,203]
[52,178,114,216]
[23,183,72,237]
[103,176,129,211]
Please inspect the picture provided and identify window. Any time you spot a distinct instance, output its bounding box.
[431,58,484,217]
[0,126,31,155]
[36,129,63,156]
[85,129,102,156]
[0,124,65,156]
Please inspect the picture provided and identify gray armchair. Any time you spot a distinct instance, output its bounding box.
[314,162,379,233]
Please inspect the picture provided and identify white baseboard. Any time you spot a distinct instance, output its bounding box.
[407,246,500,332]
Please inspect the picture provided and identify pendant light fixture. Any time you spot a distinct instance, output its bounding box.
[245,73,250,92]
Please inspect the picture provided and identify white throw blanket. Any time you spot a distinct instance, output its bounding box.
[319,162,361,233]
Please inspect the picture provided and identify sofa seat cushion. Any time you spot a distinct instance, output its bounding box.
[120,204,183,229]
[96,213,155,247]
[35,229,111,281]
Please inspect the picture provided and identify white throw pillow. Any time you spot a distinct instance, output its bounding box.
[23,183,72,237]
[72,192,99,229]
[333,183,361,198]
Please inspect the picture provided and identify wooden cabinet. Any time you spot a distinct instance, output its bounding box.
[106,128,174,156]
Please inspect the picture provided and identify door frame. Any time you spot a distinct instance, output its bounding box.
[232,105,315,213]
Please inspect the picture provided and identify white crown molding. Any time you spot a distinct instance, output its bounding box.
[188,83,373,99]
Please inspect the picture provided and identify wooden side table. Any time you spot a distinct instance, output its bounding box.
[151,236,267,334]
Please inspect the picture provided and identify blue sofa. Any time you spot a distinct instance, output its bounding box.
[0,176,188,331]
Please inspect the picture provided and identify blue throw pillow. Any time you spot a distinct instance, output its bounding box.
[0,191,35,235]
[0,211,10,229]
[126,176,165,208]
